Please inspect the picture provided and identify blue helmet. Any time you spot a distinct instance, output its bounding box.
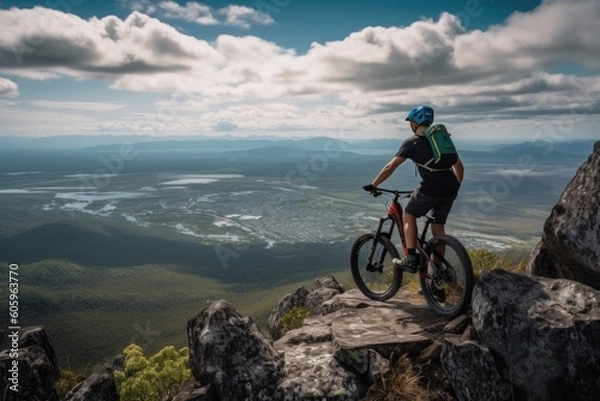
[405,106,434,125]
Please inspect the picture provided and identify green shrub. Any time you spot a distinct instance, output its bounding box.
[280,307,312,334]
[114,344,192,401]
[55,370,86,398]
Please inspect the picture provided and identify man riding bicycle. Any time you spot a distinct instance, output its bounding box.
[363,105,464,271]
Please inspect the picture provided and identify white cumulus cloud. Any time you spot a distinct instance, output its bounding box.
[0,77,18,97]
[218,5,274,29]
[0,0,598,138]
[121,1,273,28]
[157,1,218,25]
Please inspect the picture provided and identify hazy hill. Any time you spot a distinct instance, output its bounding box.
[492,140,594,158]
[0,220,350,285]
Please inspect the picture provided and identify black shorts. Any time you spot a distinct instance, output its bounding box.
[405,189,457,224]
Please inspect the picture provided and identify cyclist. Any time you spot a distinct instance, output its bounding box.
[363,105,464,271]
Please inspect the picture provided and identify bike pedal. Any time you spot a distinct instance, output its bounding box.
[399,265,418,273]
[392,258,418,273]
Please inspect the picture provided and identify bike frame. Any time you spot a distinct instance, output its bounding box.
[370,189,438,280]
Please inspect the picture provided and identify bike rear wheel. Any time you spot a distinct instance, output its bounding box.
[419,235,474,318]
[350,233,402,301]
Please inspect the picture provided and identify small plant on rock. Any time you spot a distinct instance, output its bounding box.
[280,306,312,334]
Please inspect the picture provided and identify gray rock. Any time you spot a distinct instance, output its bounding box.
[529,141,600,290]
[330,306,434,359]
[460,325,478,342]
[173,381,215,401]
[187,299,284,401]
[268,286,309,341]
[0,326,60,401]
[0,345,60,401]
[312,274,345,293]
[18,326,60,382]
[305,275,345,315]
[472,269,600,401]
[274,334,365,400]
[268,276,345,342]
[528,240,559,278]
[419,340,443,361]
[326,290,446,359]
[305,287,343,316]
[65,364,119,401]
[333,347,389,387]
[443,315,472,334]
[441,336,511,401]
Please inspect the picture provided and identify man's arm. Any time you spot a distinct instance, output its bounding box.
[453,157,464,184]
[372,156,406,187]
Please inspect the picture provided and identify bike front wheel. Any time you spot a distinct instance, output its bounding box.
[419,235,474,318]
[350,233,402,301]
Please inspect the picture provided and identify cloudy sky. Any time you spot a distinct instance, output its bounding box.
[0,0,599,141]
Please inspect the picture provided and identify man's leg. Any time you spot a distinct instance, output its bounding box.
[431,223,445,237]
[404,211,418,249]
[397,191,435,269]
[392,211,418,269]
[430,223,446,264]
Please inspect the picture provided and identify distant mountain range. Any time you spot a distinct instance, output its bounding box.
[0,135,595,162]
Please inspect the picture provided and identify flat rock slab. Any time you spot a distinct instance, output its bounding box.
[327,289,448,358]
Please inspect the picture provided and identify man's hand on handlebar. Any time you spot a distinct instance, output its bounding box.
[362,184,382,197]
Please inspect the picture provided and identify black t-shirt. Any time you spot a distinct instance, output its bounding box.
[395,135,460,197]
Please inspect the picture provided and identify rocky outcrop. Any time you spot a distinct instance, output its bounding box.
[186,299,284,401]
[184,279,448,401]
[529,141,600,289]
[462,269,600,401]
[268,274,345,341]
[64,363,120,401]
[0,326,60,401]
[273,287,447,400]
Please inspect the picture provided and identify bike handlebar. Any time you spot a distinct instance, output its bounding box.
[369,187,413,198]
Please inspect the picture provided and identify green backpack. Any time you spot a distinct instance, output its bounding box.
[416,124,457,171]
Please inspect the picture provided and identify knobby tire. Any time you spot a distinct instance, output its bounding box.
[419,234,474,318]
[350,233,402,301]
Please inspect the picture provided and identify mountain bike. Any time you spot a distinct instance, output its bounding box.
[350,187,474,318]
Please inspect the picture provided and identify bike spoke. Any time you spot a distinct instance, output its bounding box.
[351,233,402,301]
[419,235,474,318]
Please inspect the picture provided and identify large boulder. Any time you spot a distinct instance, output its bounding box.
[187,300,284,401]
[17,326,60,382]
[0,326,60,401]
[529,141,600,289]
[0,345,60,401]
[441,336,511,401]
[472,269,600,401]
